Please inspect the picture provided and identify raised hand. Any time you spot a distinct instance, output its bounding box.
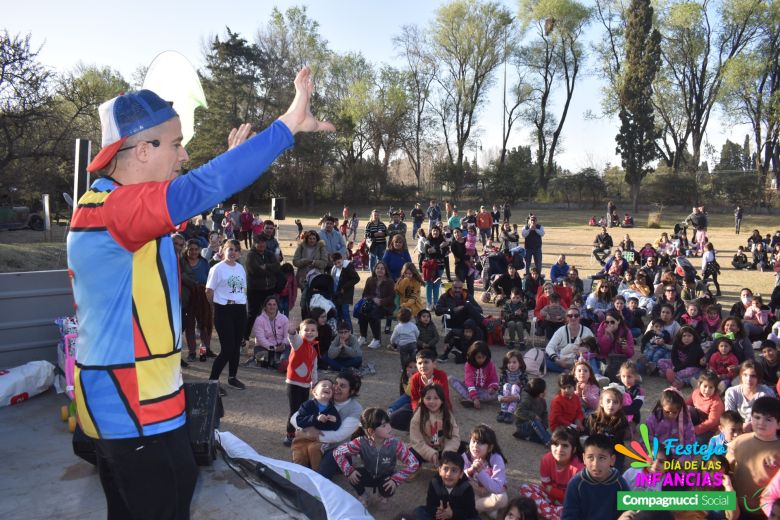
[278,66,336,135]
[227,123,253,150]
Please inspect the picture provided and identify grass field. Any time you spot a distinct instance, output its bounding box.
[2,206,777,519]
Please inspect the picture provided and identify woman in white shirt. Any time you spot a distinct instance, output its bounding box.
[701,242,721,296]
[206,239,248,394]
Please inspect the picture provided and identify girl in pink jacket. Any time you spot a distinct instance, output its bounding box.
[449,341,499,409]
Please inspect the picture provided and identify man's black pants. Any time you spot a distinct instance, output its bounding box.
[94,424,198,519]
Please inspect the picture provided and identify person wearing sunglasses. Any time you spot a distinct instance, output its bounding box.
[652,284,685,321]
[594,309,635,381]
[545,308,594,373]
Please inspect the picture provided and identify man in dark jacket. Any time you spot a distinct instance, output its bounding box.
[592,226,613,266]
[245,236,281,339]
[331,253,360,330]
[410,202,425,239]
[435,279,484,329]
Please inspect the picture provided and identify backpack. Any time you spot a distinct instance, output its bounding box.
[422,258,439,282]
[523,347,547,378]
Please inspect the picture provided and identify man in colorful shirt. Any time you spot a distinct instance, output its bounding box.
[67,67,333,518]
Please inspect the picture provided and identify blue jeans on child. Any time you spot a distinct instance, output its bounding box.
[636,345,670,374]
[515,419,551,445]
[388,394,411,414]
[337,303,352,331]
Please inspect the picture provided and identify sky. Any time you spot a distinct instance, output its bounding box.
[4,0,749,173]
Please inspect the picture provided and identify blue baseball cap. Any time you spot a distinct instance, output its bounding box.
[87,90,177,173]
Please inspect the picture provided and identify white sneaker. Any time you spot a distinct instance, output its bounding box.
[367,339,381,350]
[357,336,367,346]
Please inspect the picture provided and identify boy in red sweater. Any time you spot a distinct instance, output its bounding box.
[284,319,319,446]
[549,374,584,432]
[411,349,452,411]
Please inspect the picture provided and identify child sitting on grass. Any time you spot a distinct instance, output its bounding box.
[727,396,780,517]
[496,350,527,424]
[686,371,724,443]
[513,378,550,445]
[561,434,629,520]
[333,407,419,508]
[450,341,499,409]
[519,426,583,520]
[707,410,744,453]
[391,307,420,369]
[548,374,584,433]
[416,309,440,355]
[413,450,479,520]
[462,425,509,515]
[409,383,462,470]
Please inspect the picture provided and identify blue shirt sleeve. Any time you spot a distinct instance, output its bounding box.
[167,120,294,225]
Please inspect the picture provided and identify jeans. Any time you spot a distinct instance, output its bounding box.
[318,448,342,479]
[388,394,411,414]
[337,303,352,331]
[368,244,386,272]
[515,419,551,445]
[545,354,567,373]
[412,221,422,240]
[426,280,441,308]
[525,248,542,274]
[278,296,290,317]
[397,343,417,369]
[589,356,604,376]
[479,228,490,245]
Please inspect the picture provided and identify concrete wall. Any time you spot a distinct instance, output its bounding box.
[0,270,74,369]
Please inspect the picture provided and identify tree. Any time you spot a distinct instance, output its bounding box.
[615,0,661,212]
[656,0,763,171]
[256,6,334,208]
[187,28,267,177]
[429,0,514,193]
[719,0,780,198]
[518,0,592,190]
[714,139,747,171]
[394,25,436,189]
[483,145,538,201]
[365,66,412,197]
[0,31,54,200]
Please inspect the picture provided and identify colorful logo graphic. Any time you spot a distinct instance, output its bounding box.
[615,423,658,468]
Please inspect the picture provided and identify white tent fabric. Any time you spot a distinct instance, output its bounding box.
[216,431,374,520]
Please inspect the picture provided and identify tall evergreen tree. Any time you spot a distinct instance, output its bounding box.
[615,0,661,212]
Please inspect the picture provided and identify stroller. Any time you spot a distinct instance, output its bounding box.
[480,247,508,292]
[301,271,337,321]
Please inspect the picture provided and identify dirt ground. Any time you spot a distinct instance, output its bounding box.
[2,207,778,519]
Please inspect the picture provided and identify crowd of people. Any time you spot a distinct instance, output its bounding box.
[165,195,780,520]
[69,65,780,520]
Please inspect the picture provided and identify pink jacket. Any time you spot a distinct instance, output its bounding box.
[595,321,635,360]
[762,466,780,517]
[685,388,724,436]
[464,360,499,399]
[252,312,290,350]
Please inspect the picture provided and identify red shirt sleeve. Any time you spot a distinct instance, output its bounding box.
[103,181,175,252]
